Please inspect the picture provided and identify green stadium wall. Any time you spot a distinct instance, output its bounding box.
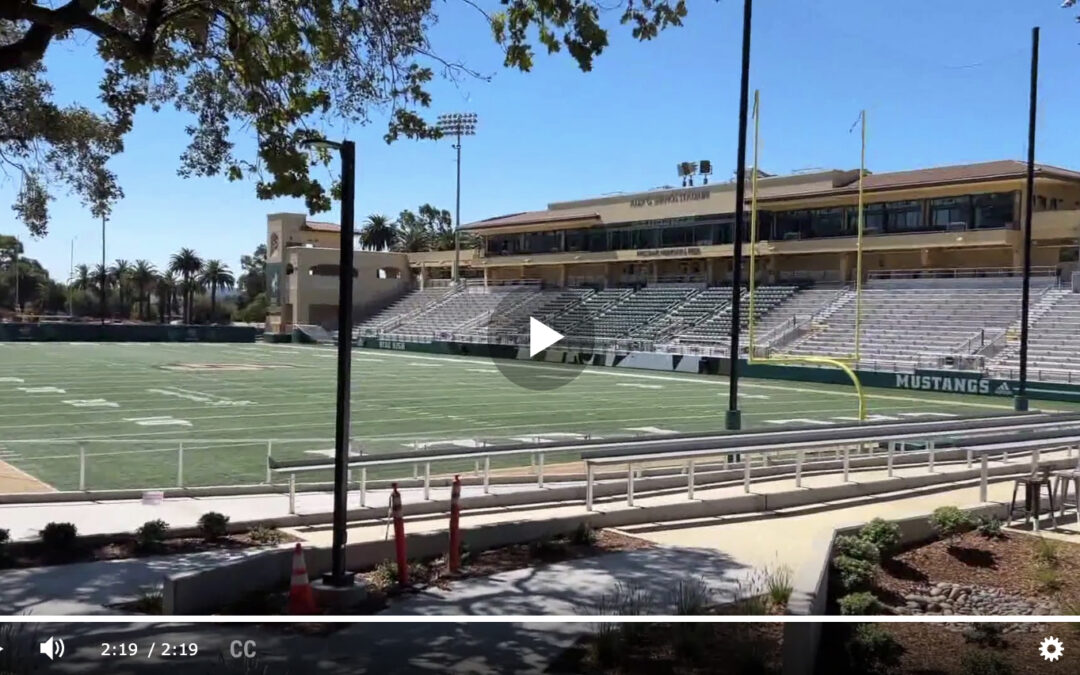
[359,337,1080,404]
[0,323,258,342]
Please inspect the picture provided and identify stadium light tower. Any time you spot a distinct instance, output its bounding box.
[299,136,357,589]
[436,113,478,282]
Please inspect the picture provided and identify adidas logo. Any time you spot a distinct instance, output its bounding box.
[995,382,1012,396]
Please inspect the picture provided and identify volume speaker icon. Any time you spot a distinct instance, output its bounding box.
[39,636,65,661]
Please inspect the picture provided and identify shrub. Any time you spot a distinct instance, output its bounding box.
[528,536,568,561]
[135,520,169,552]
[197,512,229,540]
[370,559,398,588]
[930,506,973,542]
[961,623,1006,648]
[1033,536,1060,568]
[0,528,9,545]
[765,564,794,607]
[859,518,901,556]
[960,650,1014,675]
[975,516,1005,540]
[1034,566,1063,592]
[833,554,876,593]
[845,623,904,675]
[668,576,714,615]
[834,535,881,564]
[132,587,164,614]
[40,522,77,552]
[839,591,881,615]
[570,523,597,546]
[248,524,286,545]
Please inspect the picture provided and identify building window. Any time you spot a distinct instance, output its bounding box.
[884,200,923,233]
[810,208,845,238]
[972,192,1015,229]
[308,264,358,278]
[930,196,971,230]
[864,203,886,234]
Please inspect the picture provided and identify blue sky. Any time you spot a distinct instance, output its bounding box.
[4,0,1079,280]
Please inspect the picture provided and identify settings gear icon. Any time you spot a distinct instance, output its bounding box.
[1039,636,1064,662]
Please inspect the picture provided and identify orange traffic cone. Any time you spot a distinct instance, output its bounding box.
[288,543,318,614]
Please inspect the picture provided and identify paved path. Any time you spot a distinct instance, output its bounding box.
[381,546,752,616]
[0,547,283,616]
[0,481,538,542]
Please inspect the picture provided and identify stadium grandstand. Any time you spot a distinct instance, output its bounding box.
[266,159,1080,382]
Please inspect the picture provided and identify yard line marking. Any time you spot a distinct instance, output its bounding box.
[742,394,770,400]
[625,426,678,435]
[16,386,65,394]
[408,362,443,367]
[62,399,120,408]
[765,418,833,426]
[467,368,497,374]
[0,377,24,383]
[353,357,385,363]
[616,383,663,390]
[146,387,254,407]
[123,416,193,427]
[896,412,958,418]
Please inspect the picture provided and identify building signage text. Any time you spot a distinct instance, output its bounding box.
[894,373,1012,396]
[636,247,703,258]
[629,190,711,209]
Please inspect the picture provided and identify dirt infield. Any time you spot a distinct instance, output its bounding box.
[0,459,55,494]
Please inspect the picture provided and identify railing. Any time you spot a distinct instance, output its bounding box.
[868,266,1059,280]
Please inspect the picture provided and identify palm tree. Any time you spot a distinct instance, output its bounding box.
[199,260,235,322]
[154,272,177,323]
[109,259,132,318]
[168,248,203,323]
[360,214,396,251]
[91,263,110,317]
[72,264,90,291]
[131,260,157,320]
[391,220,431,253]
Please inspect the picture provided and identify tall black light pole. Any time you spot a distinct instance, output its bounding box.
[727,0,753,431]
[1016,26,1039,412]
[436,113,478,283]
[301,137,357,587]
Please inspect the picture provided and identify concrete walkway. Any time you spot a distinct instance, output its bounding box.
[0,481,537,542]
[381,546,752,616]
[0,547,283,616]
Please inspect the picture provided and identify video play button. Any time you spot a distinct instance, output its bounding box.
[529,317,564,357]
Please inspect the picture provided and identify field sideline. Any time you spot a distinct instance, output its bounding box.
[0,341,1072,493]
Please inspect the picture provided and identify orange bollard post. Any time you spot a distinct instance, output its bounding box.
[448,475,462,574]
[391,482,408,586]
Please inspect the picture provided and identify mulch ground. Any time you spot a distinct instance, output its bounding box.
[0,530,299,570]
[872,530,1080,612]
[884,623,1078,675]
[552,622,784,674]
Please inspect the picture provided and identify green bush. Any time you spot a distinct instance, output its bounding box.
[833,555,876,593]
[668,577,714,615]
[570,523,597,546]
[135,519,169,552]
[1033,536,1060,568]
[248,524,286,545]
[765,564,793,607]
[197,512,230,540]
[834,535,881,564]
[930,506,973,542]
[370,559,398,588]
[859,518,901,556]
[1034,566,1063,592]
[845,623,904,675]
[40,522,77,552]
[528,536,568,560]
[838,591,881,615]
[960,650,1014,675]
[975,516,1005,540]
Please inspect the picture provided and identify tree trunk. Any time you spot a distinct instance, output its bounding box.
[210,284,217,323]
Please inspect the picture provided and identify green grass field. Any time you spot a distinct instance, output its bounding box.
[1,341,1074,492]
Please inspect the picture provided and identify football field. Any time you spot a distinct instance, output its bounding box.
[0,341,1072,493]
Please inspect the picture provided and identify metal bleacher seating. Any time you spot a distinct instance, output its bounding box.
[552,288,633,336]
[387,286,539,337]
[676,286,798,347]
[356,287,455,335]
[587,285,700,340]
[990,290,1080,381]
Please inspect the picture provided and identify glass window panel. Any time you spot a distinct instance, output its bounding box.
[972,192,1015,229]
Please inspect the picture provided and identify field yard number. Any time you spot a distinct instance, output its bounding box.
[124,416,192,427]
[63,399,120,408]
[147,387,253,407]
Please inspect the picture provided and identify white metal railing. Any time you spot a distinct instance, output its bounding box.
[868,266,1059,281]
